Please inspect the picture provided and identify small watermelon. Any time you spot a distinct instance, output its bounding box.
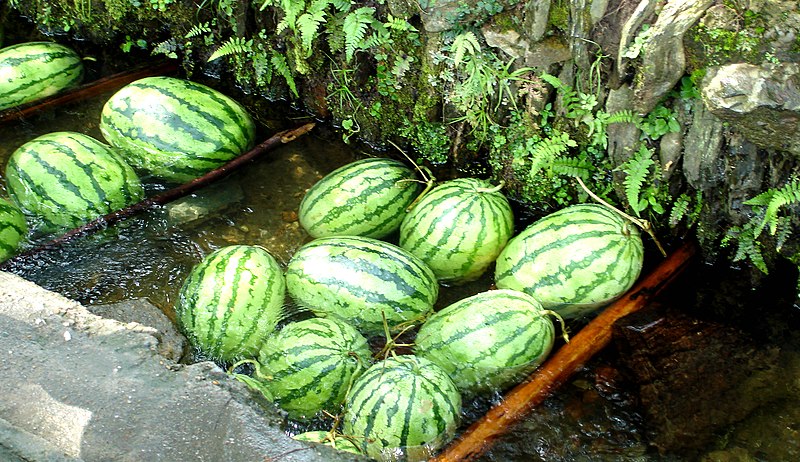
[0,198,27,262]
[495,203,644,319]
[414,289,556,395]
[4,131,144,231]
[298,157,421,239]
[99,76,256,183]
[285,236,439,336]
[343,355,461,460]
[255,317,372,420]
[399,178,514,284]
[0,41,84,111]
[175,245,285,362]
[293,431,362,455]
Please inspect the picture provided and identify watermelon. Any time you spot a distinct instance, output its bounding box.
[0,41,84,111]
[4,131,144,231]
[293,431,362,454]
[0,198,27,262]
[285,236,439,336]
[414,289,555,395]
[298,157,421,239]
[175,245,286,362]
[99,76,256,183]
[343,355,461,460]
[255,317,372,420]
[399,178,514,284]
[495,203,644,319]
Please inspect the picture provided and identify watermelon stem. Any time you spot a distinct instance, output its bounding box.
[228,358,273,381]
[387,140,437,211]
[541,309,570,343]
[575,177,667,257]
[475,180,506,194]
[375,310,416,361]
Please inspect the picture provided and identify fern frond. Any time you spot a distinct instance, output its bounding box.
[605,110,639,125]
[747,179,800,236]
[551,156,593,179]
[528,132,575,176]
[343,6,375,62]
[621,145,655,216]
[775,216,793,252]
[669,193,691,227]
[271,53,298,97]
[297,3,327,55]
[185,21,212,39]
[539,72,564,89]
[451,31,481,67]
[330,0,351,12]
[208,37,253,61]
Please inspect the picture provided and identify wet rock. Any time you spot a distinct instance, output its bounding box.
[682,98,725,190]
[0,272,363,462]
[701,63,800,156]
[522,0,552,43]
[631,0,714,114]
[89,298,187,362]
[612,304,792,454]
[165,180,244,228]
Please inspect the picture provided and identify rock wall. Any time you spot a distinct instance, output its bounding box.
[3,0,800,291]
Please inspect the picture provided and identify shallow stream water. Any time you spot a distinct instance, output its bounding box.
[0,71,798,462]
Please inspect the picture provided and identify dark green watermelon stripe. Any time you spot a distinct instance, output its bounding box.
[301,159,409,212]
[68,135,141,204]
[101,104,240,161]
[398,373,418,447]
[276,360,350,406]
[8,149,103,217]
[403,192,480,258]
[123,81,251,151]
[299,239,434,297]
[515,238,639,301]
[307,177,416,235]
[0,58,82,102]
[496,227,629,280]
[415,373,458,436]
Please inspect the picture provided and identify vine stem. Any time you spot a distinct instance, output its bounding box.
[576,176,667,257]
[386,139,437,211]
[0,123,316,271]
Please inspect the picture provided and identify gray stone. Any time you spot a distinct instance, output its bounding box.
[523,0,552,43]
[89,298,187,362]
[682,98,725,190]
[701,63,800,156]
[0,272,363,462]
[631,0,715,114]
[166,180,244,228]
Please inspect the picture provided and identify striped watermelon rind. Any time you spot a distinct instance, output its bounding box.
[256,317,372,420]
[4,131,144,231]
[285,236,439,336]
[414,289,555,395]
[292,431,362,455]
[399,178,514,284]
[176,245,286,362]
[0,198,27,262]
[99,76,256,183]
[495,203,644,319]
[299,157,421,239]
[343,355,461,460]
[0,41,84,111]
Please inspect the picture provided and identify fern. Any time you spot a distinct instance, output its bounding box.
[669,193,691,227]
[208,36,253,61]
[620,145,655,216]
[271,53,298,97]
[723,223,769,274]
[605,110,638,125]
[185,21,212,39]
[297,0,329,56]
[744,179,800,237]
[450,31,481,67]
[528,132,576,177]
[343,6,375,62]
[551,156,593,179]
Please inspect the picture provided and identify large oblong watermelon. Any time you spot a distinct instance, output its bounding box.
[399,177,514,284]
[0,198,27,262]
[175,245,286,362]
[0,41,84,111]
[99,76,256,183]
[495,203,644,319]
[4,131,144,231]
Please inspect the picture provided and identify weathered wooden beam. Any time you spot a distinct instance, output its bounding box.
[432,240,698,461]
